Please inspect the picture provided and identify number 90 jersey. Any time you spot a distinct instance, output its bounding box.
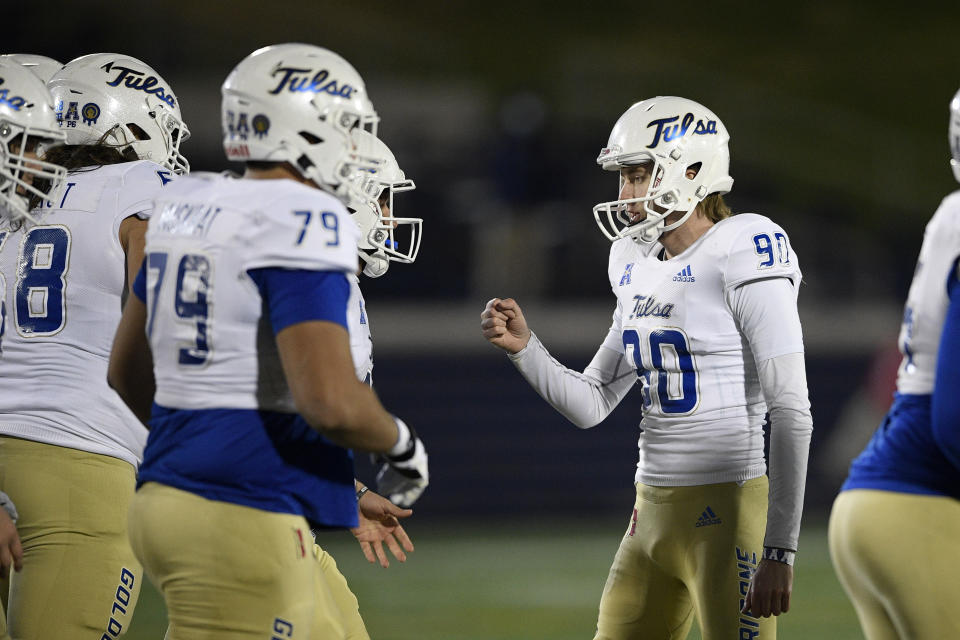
[144,175,360,412]
[605,213,802,485]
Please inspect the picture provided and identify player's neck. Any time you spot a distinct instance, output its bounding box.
[660,212,714,259]
[243,164,315,187]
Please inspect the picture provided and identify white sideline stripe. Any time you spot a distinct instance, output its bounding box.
[366,300,902,356]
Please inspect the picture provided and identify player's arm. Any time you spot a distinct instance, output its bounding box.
[115,162,171,304]
[108,261,156,425]
[481,297,635,428]
[275,318,402,450]
[932,259,960,469]
[253,267,427,494]
[118,215,148,301]
[729,276,813,618]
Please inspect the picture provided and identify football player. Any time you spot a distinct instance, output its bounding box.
[107,44,428,638]
[828,89,960,639]
[0,53,187,639]
[481,96,813,639]
[0,59,66,638]
[308,130,424,640]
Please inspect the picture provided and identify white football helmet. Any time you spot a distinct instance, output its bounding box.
[348,130,421,278]
[47,53,190,174]
[0,61,66,224]
[0,54,63,83]
[593,96,733,243]
[221,43,380,201]
[950,88,960,184]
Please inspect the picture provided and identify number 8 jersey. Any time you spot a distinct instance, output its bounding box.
[604,213,803,485]
[0,160,171,467]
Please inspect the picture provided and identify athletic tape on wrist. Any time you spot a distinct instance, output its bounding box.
[0,490,18,523]
[387,416,413,458]
[762,546,796,566]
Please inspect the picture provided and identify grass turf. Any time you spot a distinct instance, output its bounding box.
[124,520,863,639]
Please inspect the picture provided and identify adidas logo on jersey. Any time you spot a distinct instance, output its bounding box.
[673,265,695,282]
[695,506,722,527]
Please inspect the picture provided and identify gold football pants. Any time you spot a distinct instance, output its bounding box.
[595,477,775,640]
[829,489,960,640]
[130,482,366,639]
[0,436,142,640]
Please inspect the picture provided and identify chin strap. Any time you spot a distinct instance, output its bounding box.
[360,251,389,278]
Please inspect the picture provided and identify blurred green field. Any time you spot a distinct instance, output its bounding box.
[124,520,863,639]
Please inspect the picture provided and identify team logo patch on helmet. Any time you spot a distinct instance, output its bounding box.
[81,102,100,125]
[252,114,270,139]
[55,100,80,127]
[597,144,622,162]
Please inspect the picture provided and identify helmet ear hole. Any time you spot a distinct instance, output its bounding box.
[296,155,313,172]
[127,123,151,141]
[299,131,323,145]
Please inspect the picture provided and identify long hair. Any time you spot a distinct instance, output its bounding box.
[700,193,732,223]
[42,141,139,172]
[33,130,140,211]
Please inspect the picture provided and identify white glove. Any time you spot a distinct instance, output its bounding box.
[377,418,429,507]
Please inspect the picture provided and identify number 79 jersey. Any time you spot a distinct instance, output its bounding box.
[605,213,803,485]
[143,175,360,412]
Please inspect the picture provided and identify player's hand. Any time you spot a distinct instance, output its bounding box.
[352,489,414,568]
[0,509,23,580]
[741,559,793,618]
[481,297,531,354]
[378,422,429,507]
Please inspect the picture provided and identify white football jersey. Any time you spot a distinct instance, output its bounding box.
[604,214,803,485]
[0,161,172,467]
[144,175,360,412]
[896,190,960,394]
[346,273,373,384]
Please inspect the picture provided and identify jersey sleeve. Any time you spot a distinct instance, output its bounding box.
[239,195,360,275]
[932,258,960,471]
[132,259,147,303]
[722,216,802,292]
[726,277,805,361]
[508,302,635,429]
[115,161,174,222]
[248,269,350,333]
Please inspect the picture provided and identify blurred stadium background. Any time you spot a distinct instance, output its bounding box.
[9,1,960,637]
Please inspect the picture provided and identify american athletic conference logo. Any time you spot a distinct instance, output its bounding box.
[56,101,101,128]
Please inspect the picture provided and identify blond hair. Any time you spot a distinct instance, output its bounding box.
[699,193,732,223]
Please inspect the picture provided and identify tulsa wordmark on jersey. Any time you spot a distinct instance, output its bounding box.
[606,213,802,486]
